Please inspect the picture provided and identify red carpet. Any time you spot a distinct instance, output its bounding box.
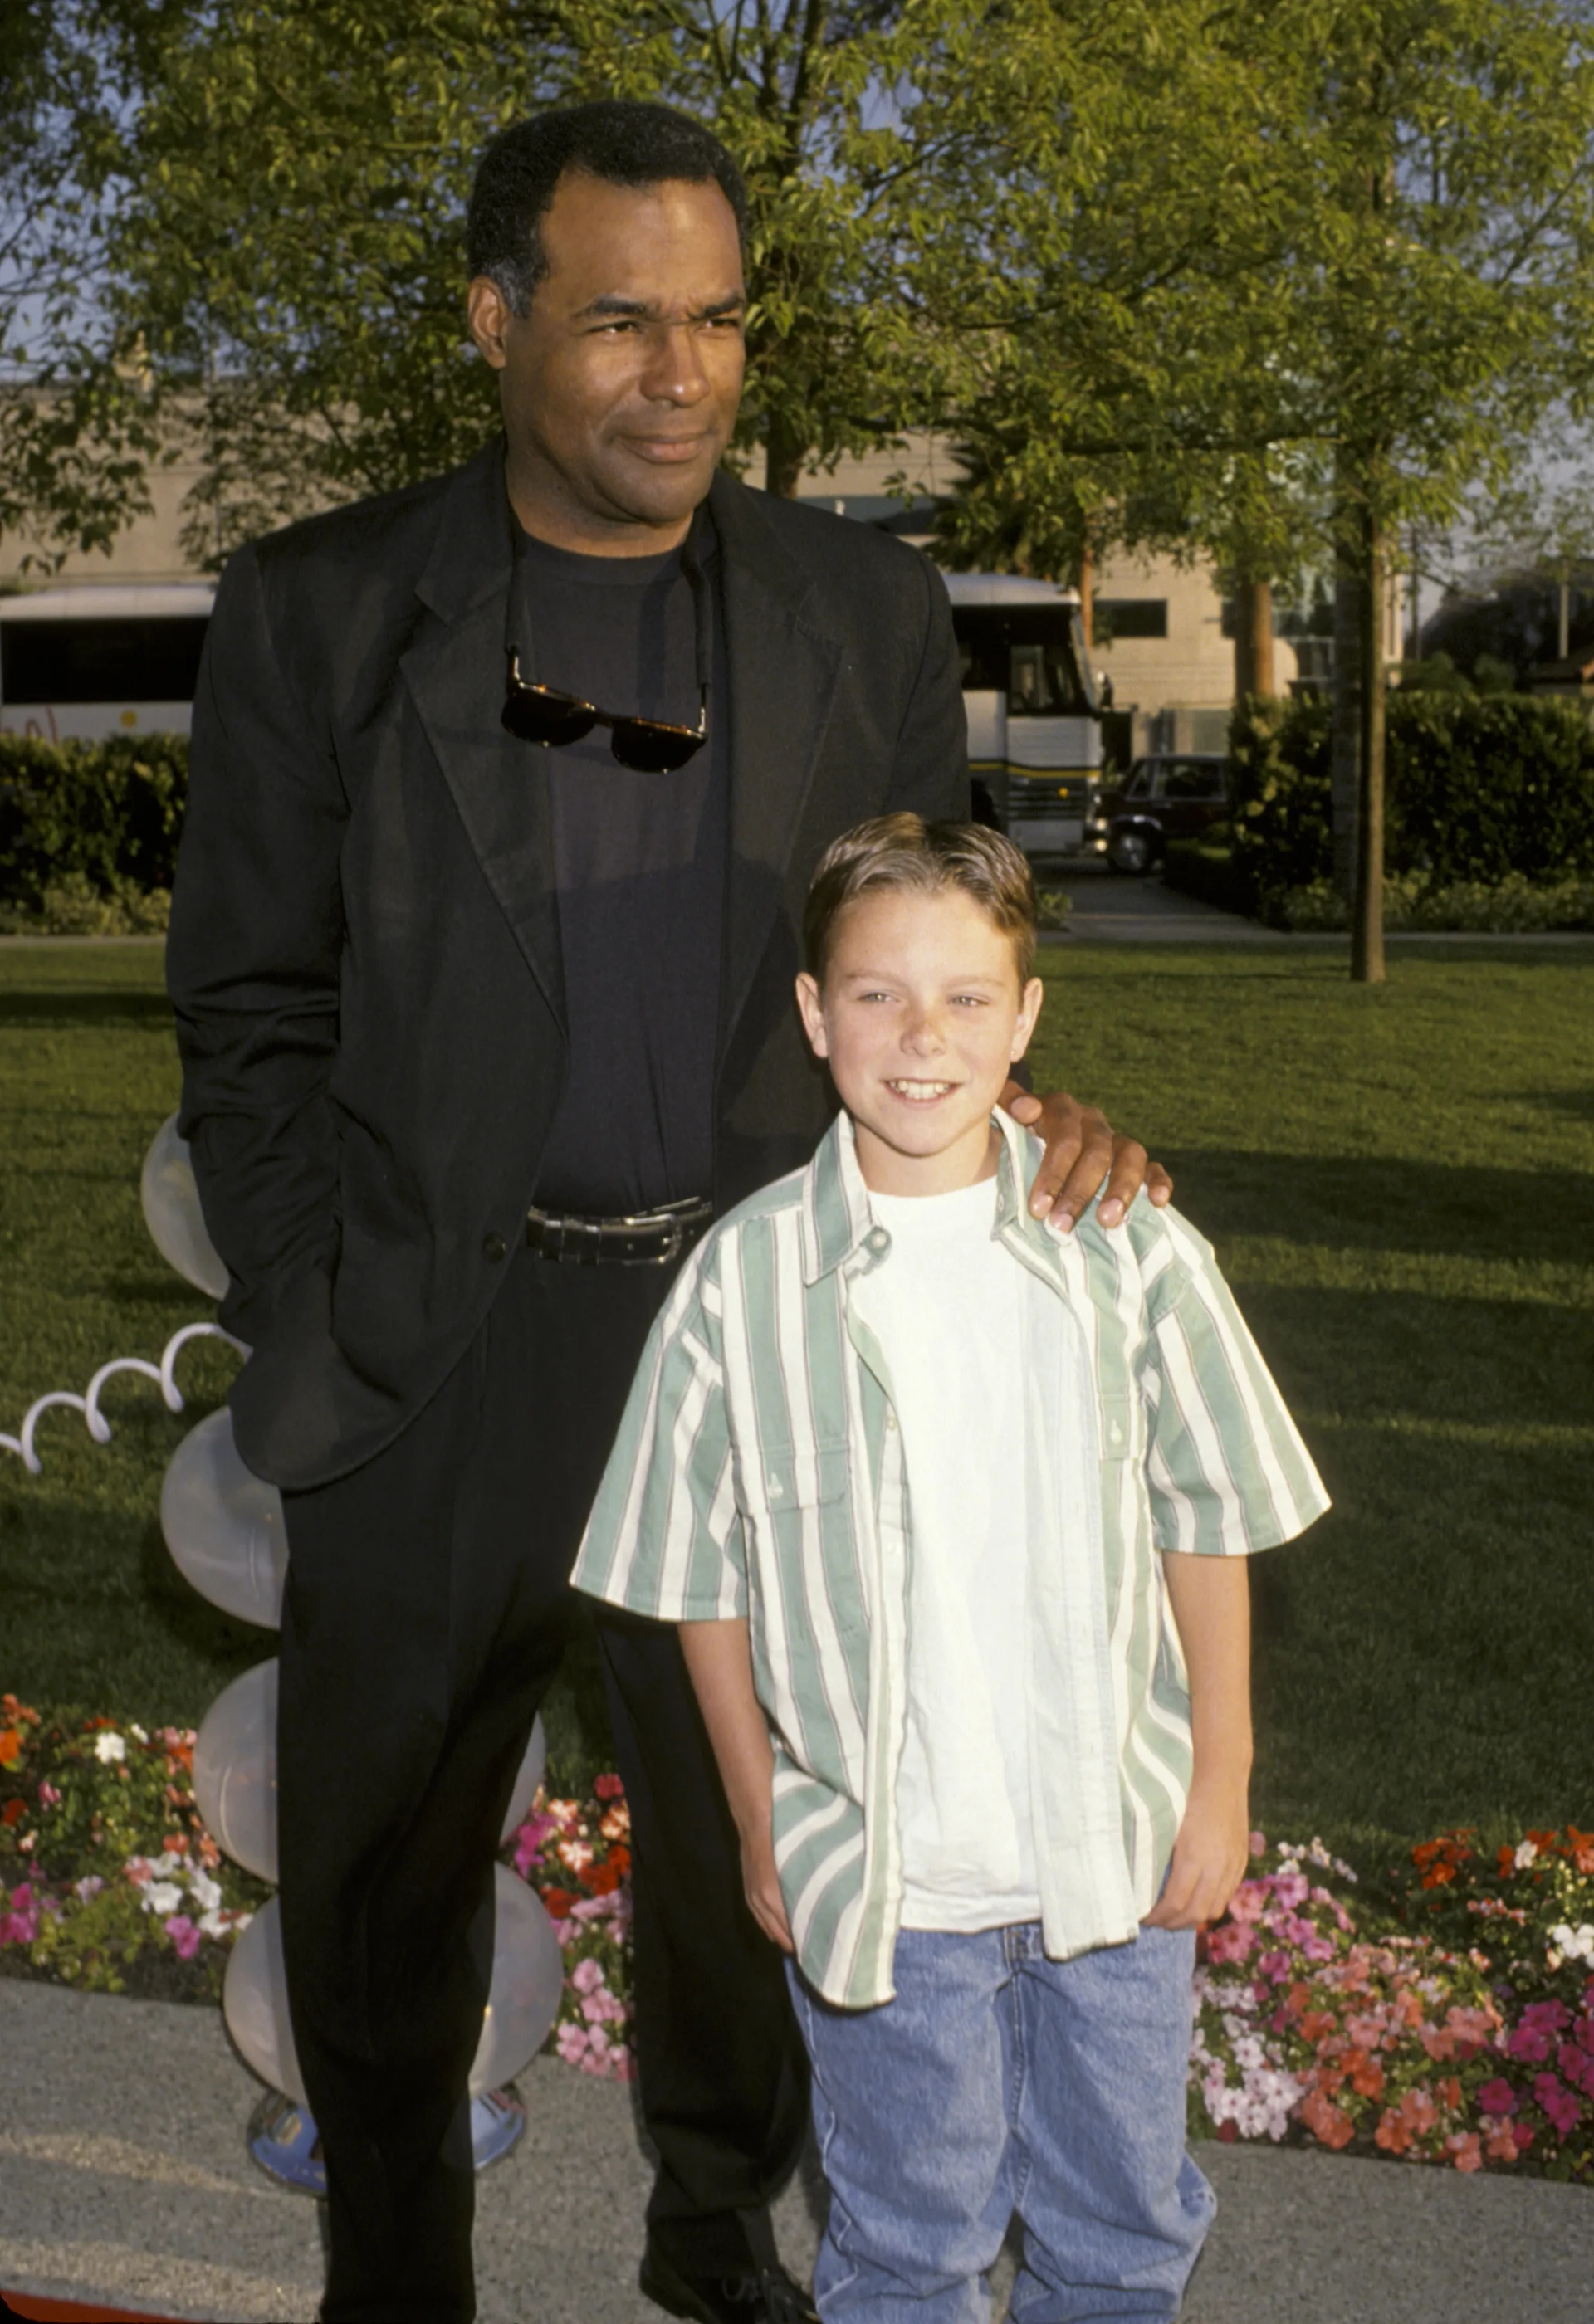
[2,2295,188,2322]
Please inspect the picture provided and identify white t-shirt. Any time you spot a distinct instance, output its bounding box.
[853,1174,1043,1931]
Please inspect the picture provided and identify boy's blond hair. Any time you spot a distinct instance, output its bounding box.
[804,813,1038,984]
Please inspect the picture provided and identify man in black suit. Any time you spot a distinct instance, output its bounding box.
[167,100,1164,2324]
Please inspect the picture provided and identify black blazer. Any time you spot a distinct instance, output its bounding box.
[167,442,969,1487]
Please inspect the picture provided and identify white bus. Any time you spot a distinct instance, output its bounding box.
[0,583,215,743]
[942,573,1103,858]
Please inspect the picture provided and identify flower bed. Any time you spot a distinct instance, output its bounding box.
[0,1692,636,2077]
[7,1696,1591,2151]
[1192,1830,1594,2180]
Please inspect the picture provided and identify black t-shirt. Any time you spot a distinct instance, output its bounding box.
[516,515,728,1215]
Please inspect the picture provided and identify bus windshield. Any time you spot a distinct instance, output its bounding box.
[951,604,1097,716]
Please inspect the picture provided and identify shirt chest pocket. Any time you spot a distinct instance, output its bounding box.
[745,1441,851,1521]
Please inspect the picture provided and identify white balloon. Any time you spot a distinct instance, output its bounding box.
[160,1407,288,1628]
[141,1114,229,1300]
[224,1897,306,2106]
[193,1659,278,1882]
[472,1866,565,2097]
[224,1872,565,2105]
[500,1717,547,1846]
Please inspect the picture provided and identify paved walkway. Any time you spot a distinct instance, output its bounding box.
[2,1980,1590,2322]
[1042,865,1293,945]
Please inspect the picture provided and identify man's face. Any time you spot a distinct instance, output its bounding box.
[468,169,746,550]
[795,888,1044,1198]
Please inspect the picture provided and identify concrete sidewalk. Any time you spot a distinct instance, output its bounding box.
[2,1981,1591,2323]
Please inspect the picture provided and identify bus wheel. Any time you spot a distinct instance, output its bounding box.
[1108,826,1155,875]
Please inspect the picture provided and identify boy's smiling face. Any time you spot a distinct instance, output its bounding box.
[795,886,1044,1196]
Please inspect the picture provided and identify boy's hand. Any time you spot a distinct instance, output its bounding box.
[999,1082,1174,1231]
[740,1824,795,1955]
[1142,1778,1251,1931]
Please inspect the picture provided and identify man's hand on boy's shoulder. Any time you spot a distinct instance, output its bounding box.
[1000,1082,1174,1233]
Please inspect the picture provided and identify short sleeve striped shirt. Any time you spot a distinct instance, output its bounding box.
[573,1108,1329,2009]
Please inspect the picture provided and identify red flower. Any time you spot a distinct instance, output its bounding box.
[0,1734,20,1770]
[540,1887,577,1920]
[594,1774,625,1802]
[1300,2090,1355,2150]
[1,1798,25,1828]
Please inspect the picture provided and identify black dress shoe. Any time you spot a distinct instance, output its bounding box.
[638,2246,821,2324]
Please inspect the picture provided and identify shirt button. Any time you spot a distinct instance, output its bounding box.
[866,1228,889,1255]
[885,1410,898,1432]
[482,1232,508,1263]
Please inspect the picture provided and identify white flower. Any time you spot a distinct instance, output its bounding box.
[1514,1840,1538,1869]
[188,1871,222,1913]
[1550,1922,1594,1962]
[144,1882,183,1916]
[94,1732,126,1765]
[129,1723,149,1743]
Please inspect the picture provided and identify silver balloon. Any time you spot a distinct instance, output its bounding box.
[224,1896,306,2105]
[141,1114,228,1300]
[500,1717,548,1846]
[193,1659,278,1883]
[224,1872,565,2105]
[472,1865,565,2097]
[160,1407,288,1628]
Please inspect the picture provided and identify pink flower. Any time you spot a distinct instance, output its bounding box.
[1507,2000,1570,2063]
[1446,2132,1483,2174]
[594,1774,625,1801]
[1533,2073,1582,2140]
[1226,1882,1269,1924]
[1249,1830,1267,1855]
[1558,2042,1594,2098]
[164,1915,203,1960]
[555,2024,589,2065]
[1477,2077,1518,2117]
[37,1782,60,1809]
[1205,1921,1254,1965]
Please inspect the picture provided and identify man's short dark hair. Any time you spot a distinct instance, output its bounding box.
[467,100,749,315]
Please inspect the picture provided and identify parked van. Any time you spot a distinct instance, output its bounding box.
[942,574,1103,858]
[0,584,215,742]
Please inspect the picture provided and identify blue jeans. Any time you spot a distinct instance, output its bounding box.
[787,1923,1213,2322]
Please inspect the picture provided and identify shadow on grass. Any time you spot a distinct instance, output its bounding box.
[1163,1149,1594,1269]
[0,988,175,1028]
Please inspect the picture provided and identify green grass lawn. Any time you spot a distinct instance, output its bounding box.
[2,938,1592,1868]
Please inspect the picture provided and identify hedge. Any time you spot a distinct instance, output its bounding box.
[0,734,188,931]
[1229,691,1594,919]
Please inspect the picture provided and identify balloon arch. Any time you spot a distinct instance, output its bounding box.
[7,1116,566,2192]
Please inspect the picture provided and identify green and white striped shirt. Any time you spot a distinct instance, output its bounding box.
[574,1108,1328,2009]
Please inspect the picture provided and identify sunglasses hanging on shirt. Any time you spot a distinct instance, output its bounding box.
[502,524,711,774]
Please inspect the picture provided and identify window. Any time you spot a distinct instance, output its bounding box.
[1093,598,1168,642]
[1,618,210,705]
[1162,760,1225,801]
[951,606,1093,715]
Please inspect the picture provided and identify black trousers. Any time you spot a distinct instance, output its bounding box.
[276,1246,809,2323]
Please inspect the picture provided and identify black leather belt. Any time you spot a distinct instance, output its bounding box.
[525,1194,714,1267]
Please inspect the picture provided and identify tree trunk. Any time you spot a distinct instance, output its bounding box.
[764,410,806,500]
[1352,504,1386,986]
[1233,576,1275,702]
[1330,555,1361,903]
[1076,532,1094,653]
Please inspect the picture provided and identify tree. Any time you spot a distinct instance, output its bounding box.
[925,0,1594,981]
[16,0,995,566]
[0,1,160,568]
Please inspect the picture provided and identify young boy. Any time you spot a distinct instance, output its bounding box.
[574,815,1328,2321]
